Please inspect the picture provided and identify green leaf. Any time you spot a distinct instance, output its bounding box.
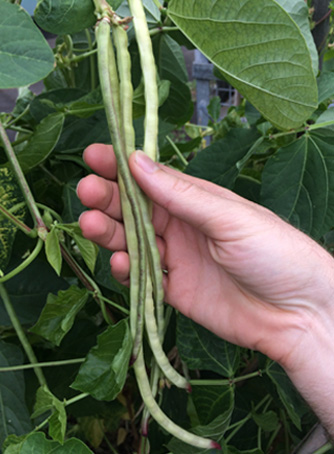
[57,223,99,274]
[45,227,62,276]
[32,386,66,444]
[275,0,318,77]
[177,314,240,377]
[71,320,132,401]
[185,129,260,189]
[168,0,318,130]
[0,168,26,273]
[16,113,64,173]
[315,107,334,128]
[34,0,124,35]
[317,71,334,103]
[0,341,32,447]
[154,34,193,125]
[133,77,171,119]
[3,432,93,454]
[261,130,334,239]
[252,411,279,432]
[0,256,69,326]
[167,386,234,454]
[31,286,89,346]
[34,0,95,35]
[0,2,54,89]
[266,362,307,430]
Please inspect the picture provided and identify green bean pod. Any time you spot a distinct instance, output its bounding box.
[134,350,220,449]
[96,18,147,359]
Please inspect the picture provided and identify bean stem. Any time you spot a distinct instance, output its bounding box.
[0,358,85,373]
[0,283,47,387]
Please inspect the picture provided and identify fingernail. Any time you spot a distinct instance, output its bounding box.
[135,151,158,174]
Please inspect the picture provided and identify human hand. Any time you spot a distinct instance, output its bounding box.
[77,144,334,374]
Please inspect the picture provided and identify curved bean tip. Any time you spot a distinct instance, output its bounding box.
[186,383,192,393]
[129,355,137,366]
[211,441,222,450]
[141,422,149,437]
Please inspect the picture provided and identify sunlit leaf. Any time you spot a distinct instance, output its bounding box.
[168,0,318,129]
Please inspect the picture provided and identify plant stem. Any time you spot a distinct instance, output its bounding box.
[0,202,34,237]
[166,135,188,166]
[88,291,129,315]
[0,358,85,372]
[149,26,178,36]
[0,122,44,228]
[65,392,89,406]
[190,370,262,386]
[225,395,272,444]
[0,283,47,387]
[85,29,96,91]
[5,105,30,128]
[0,238,43,283]
[71,48,98,64]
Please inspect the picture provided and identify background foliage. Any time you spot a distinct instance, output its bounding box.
[1,0,334,453]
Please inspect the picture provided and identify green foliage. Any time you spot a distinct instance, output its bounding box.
[0,0,333,452]
[0,2,54,88]
[168,0,318,130]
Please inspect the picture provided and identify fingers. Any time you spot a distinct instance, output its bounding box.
[77,174,122,221]
[110,251,130,286]
[79,210,127,251]
[83,144,118,180]
[129,151,245,236]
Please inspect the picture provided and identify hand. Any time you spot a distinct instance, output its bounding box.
[77,144,334,373]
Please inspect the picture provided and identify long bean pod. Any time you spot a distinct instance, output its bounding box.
[127,0,165,342]
[96,18,147,359]
[134,350,220,449]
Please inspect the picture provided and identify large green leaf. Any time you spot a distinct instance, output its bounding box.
[3,432,93,454]
[71,320,132,401]
[32,386,67,444]
[0,256,69,326]
[168,387,234,454]
[17,113,64,173]
[317,71,334,103]
[0,2,54,88]
[34,0,124,35]
[185,128,260,189]
[177,315,240,377]
[0,168,26,273]
[31,286,89,346]
[275,0,318,77]
[168,0,318,130]
[0,341,32,447]
[261,130,334,239]
[266,362,308,430]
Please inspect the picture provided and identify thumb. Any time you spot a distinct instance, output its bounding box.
[129,151,232,233]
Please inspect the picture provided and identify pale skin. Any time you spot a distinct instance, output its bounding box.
[77,143,334,438]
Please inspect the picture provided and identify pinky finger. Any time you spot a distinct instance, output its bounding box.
[110,251,130,286]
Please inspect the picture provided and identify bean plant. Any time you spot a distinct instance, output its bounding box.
[1,0,334,453]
